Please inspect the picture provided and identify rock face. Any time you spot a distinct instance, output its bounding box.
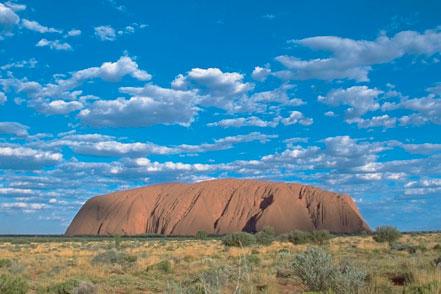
[66,179,370,236]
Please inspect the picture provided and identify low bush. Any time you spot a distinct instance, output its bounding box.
[0,274,28,294]
[373,226,401,243]
[195,230,208,240]
[91,249,137,266]
[44,279,96,294]
[404,281,441,294]
[390,242,418,254]
[0,259,12,268]
[255,226,275,246]
[286,230,334,245]
[290,247,366,293]
[147,260,172,273]
[222,232,256,247]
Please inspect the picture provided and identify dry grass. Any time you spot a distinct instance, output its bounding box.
[0,233,440,293]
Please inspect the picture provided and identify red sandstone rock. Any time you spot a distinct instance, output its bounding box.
[65,178,370,236]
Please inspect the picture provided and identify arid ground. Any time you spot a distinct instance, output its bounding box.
[0,233,440,293]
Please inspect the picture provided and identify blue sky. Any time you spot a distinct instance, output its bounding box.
[0,0,441,234]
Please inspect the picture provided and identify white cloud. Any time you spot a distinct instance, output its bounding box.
[41,100,83,114]
[74,56,151,82]
[0,121,28,136]
[172,67,254,111]
[94,25,116,41]
[0,2,19,25]
[66,29,81,37]
[208,116,279,128]
[22,19,61,33]
[36,38,72,51]
[251,66,271,81]
[404,178,441,195]
[79,85,198,127]
[275,28,441,81]
[281,111,313,126]
[0,56,150,115]
[0,145,62,170]
[1,58,37,70]
[318,86,382,119]
[0,91,6,104]
[348,115,397,129]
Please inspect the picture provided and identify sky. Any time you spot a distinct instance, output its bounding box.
[0,0,441,234]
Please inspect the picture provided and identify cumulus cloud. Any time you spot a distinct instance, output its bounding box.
[79,85,198,127]
[172,67,254,111]
[251,66,271,81]
[0,56,150,115]
[22,19,61,33]
[36,38,72,50]
[40,100,83,114]
[0,121,28,136]
[0,2,19,25]
[281,111,313,126]
[319,86,383,119]
[275,28,441,81]
[94,25,116,41]
[348,115,397,129]
[0,145,62,170]
[74,56,151,82]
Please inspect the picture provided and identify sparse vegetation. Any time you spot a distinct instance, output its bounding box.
[91,248,137,266]
[0,274,28,294]
[0,232,440,292]
[374,225,401,243]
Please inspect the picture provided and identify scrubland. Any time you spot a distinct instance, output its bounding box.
[0,231,440,293]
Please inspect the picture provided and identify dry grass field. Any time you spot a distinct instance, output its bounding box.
[0,233,440,293]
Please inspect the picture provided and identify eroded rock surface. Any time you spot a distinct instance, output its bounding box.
[66,179,370,236]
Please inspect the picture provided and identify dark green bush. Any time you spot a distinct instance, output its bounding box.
[0,259,12,268]
[91,249,137,266]
[255,226,275,246]
[286,230,333,245]
[222,232,256,247]
[373,226,401,243]
[0,274,28,294]
[147,260,172,273]
[195,230,208,240]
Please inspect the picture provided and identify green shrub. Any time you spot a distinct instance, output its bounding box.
[290,247,366,293]
[91,249,137,266]
[44,279,96,294]
[390,242,418,254]
[255,226,275,246]
[287,230,311,244]
[195,230,208,240]
[287,230,333,245]
[433,244,441,251]
[309,230,334,245]
[373,226,401,243]
[0,274,28,294]
[404,281,441,294]
[147,260,172,273]
[222,232,256,247]
[0,259,12,268]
